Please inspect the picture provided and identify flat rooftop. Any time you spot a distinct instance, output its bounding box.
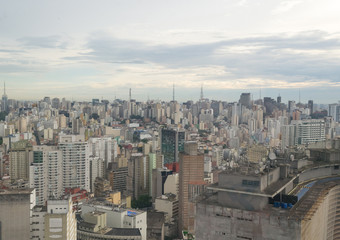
[0,188,34,195]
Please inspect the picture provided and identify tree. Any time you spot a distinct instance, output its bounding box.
[90,113,99,120]
[131,195,152,209]
[0,111,8,121]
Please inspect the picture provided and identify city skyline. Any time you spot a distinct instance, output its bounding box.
[1,1,340,102]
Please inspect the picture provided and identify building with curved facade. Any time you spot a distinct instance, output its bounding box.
[195,157,340,240]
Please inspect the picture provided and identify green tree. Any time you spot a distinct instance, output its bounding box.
[0,111,8,121]
[131,195,152,209]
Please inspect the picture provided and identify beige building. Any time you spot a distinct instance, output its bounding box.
[178,142,204,235]
[155,193,179,237]
[78,210,142,239]
[59,114,67,129]
[247,144,268,163]
[44,198,77,240]
[18,116,28,133]
[9,140,33,181]
[0,188,36,240]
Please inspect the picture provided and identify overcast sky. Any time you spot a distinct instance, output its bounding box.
[1,0,340,103]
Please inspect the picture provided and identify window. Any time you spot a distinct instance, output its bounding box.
[242,180,260,187]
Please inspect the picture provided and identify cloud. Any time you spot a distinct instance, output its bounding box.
[272,0,302,15]
[1,30,340,102]
[17,35,69,49]
[72,30,340,87]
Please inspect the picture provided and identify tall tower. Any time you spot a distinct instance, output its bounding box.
[200,84,203,101]
[173,83,175,102]
[129,88,131,102]
[2,81,8,112]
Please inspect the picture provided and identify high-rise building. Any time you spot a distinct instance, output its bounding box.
[58,135,90,191]
[295,119,325,144]
[161,128,185,165]
[59,114,67,129]
[0,188,36,240]
[9,140,33,181]
[89,156,104,193]
[308,100,313,114]
[239,93,251,109]
[89,137,114,169]
[29,145,63,205]
[281,120,326,148]
[110,166,128,194]
[264,97,276,115]
[152,168,173,200]
[329,103,340,122]
[277,95,282,104]
[1,82,8,112]
[52,97,60,109]
[178,142,204,235]
[127,153,148,199]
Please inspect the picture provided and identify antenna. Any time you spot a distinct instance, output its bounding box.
[173,83,175,102]
[4,81,6,95]
[259,88,261,100]
[298,89,301,104]
[129,88,131,102]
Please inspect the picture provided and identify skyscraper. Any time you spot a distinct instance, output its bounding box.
[29,145,63,205]
[308,100,313,115]
[178,142,204,235]
[1,82,8,112]
[9,140,33,181]
[58,135,90,192]
[239,93,251,109]
[161,128,185,165]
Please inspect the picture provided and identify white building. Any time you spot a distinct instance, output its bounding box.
[281,120,326,149]
[29,145,63,205]
[82,204,147,240]
[294,119,326,145]
[59,134,90,192]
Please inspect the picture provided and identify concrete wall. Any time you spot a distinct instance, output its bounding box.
[218,172,261,192]
[0,192,32,240]
[299,165,340,183]
[260,167,280,191]
[217,191,268,211]
[195,202,301,240]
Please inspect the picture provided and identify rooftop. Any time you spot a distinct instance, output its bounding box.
[0,188,34,195]
[106,228,141,236]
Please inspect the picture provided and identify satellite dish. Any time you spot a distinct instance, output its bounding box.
[269,152,276,160]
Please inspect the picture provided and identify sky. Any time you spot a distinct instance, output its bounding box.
[1,0,340,103]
